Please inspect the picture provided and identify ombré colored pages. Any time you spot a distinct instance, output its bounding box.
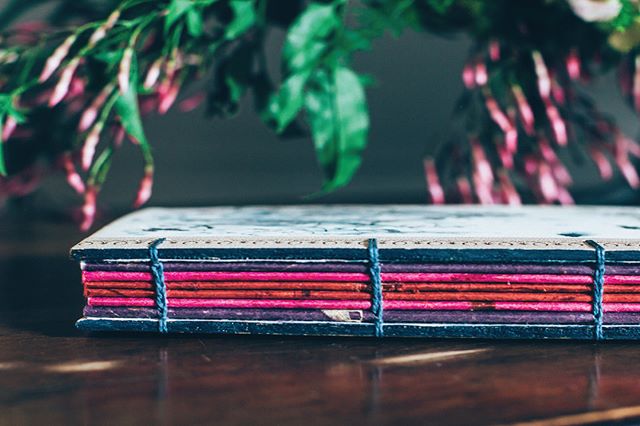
[71,205,640,340]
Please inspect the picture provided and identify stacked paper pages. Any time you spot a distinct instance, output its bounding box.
[72,205,640,339]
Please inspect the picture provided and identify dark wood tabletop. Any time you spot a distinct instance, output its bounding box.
[2,218,640,426]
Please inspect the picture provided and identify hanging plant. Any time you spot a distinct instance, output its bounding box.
[0,0,638,229]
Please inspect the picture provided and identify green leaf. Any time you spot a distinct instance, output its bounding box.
[0,94,17,176]
[304,71,336,177]
[89,146,113,187]
[186,8,204,37]
[0,113,6,176]
[92,50,122,65]
[307,66,369,192]
[208,44,254,116]
[426,0,455,14]
[225,0,256,39]
[165,0,194,34]
[268,71,311,132]
[283,3,338,73]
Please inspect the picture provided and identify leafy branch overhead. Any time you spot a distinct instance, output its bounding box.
[0,0,399,228]
[0,0,639,228]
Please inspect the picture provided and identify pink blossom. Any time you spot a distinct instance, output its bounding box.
[2,116,17,141]
[489,40,500,62]
[89,10,121,46]
[81,122,104,170]
[179,92,205,112]
[524,155,538,176]
[470,139,494,184]
[552,162,572,186]
[114,125,125,147]
[497,143,514,169]
[532,51,551,99]
[472,172,494,204]
[80,187,97,231]
[49,57,80,107]
[68,77,85,98]
[557,187,574,205]
[118,48,133,94]
[78,85,113,132]
[462,63,475,89]
[423,158,445,204]
[617,157,640,188]
[552,81,566,105]
[143,58,163,89]
[484,94,512,133]
[498,172,521,205]
[538,163,559,203]
[512,85,534,135]
[62,153,85,194]
[566,49,581,80]
[589,148,613,180]
[475,62,488,86]
[568,0,622,22]
[134,168,154,208]
[634,55,640,112]
[158,80,179,114]
[456,176,473,203]
[545,101,568,146]
[39,34,77,82]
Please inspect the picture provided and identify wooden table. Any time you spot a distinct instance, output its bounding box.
[2,219,640,425]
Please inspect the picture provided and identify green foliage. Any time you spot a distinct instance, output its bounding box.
[0,0,639,221]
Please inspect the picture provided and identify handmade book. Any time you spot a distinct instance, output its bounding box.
[71,205,640,340]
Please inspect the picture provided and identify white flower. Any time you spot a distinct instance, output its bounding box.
[568,0,622,22]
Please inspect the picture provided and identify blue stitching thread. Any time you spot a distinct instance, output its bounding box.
[586,240,605,341]
[149,238,168,333]
[368,238,384,337]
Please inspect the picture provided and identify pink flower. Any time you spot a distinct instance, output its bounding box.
[179,92,205,112]
[143,58,163,89]
[134,168,154,207]
[456,176,473,204]
[62,153,85,194]
[80,186,97,231]
[532,51,551,99]
[557,187,574,205]
[566,49,581,80]
[49,57,80,107]
[78,85,113,132]
[538,163,559,203]
[589,148,613,180]
[489,40,500,62]
[634,56,640,112]
[462,63,475,89]
[2,116,17,141]
[89,10,121,46]
[39,34,76,82]
[545,101,568,146]
[497,143,514,169]
[423,158,445,204]
[118,48,133,94]
[568,0,622,22]
[512,85,534,135]
[475,62,488,86]
[81,122,104,170]
[498,172,521,205]
[158,79,179,114]
[470,139,494,185]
